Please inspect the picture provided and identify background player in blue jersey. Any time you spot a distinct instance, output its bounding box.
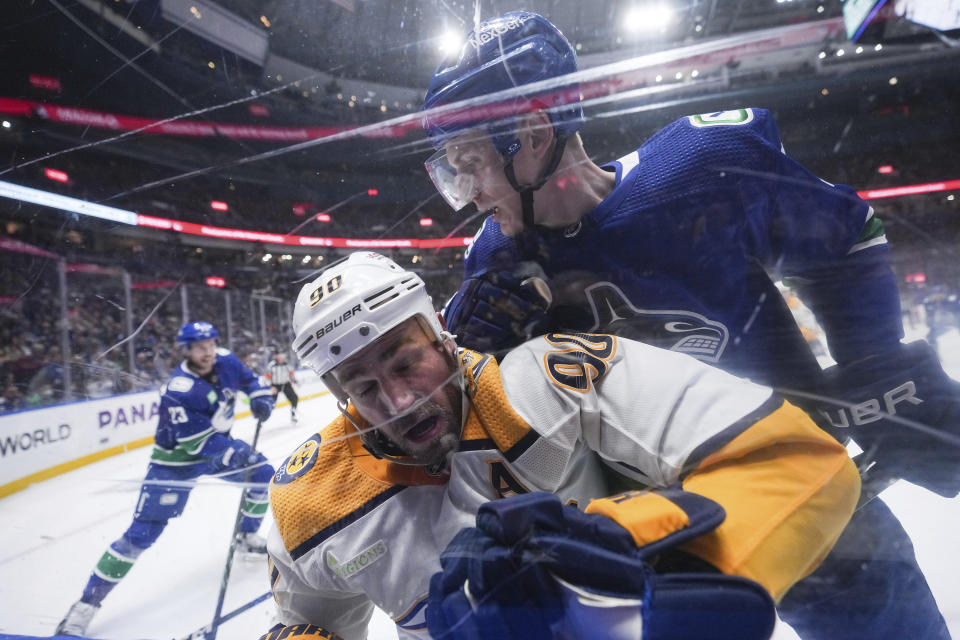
[421,11,960,640]
[55,321,275,637]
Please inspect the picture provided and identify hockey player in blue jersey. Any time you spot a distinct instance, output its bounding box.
[421,10,959,640]
[54,321,275,637]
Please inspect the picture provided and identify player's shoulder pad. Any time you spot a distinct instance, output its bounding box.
[463,215,520,278]
[214,348,246,371]
[167,376,195,394]
[270,417,437,556]
[680,107,780,146]
[273,433,324,486]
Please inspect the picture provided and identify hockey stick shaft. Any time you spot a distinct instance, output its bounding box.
[205,418,265,640]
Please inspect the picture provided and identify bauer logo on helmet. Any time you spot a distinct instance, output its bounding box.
[314,303,362,340]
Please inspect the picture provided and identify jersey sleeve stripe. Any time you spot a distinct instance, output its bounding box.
[393,597,428,627]
[503,427,542,462]
[289,485,406,560]
[680,393,782,479]
[178,427,215,455]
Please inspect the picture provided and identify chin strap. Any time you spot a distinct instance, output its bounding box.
[502,135,569,231]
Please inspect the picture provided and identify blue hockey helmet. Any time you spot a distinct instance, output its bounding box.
[422,11,583,155]
[422,12,584,222]
[176,321,219,345]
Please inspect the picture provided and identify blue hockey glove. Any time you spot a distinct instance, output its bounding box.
[250,394,274,422]
[220,439,267,471]
[426,492,775,640]
[442,261,553,354]
[818,340,960,497]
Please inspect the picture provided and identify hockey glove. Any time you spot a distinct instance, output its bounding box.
[426,491,775,640]
[818,340,960,497]
[442,261,553,355]
[220,439,267,471]
[250,394,274,422]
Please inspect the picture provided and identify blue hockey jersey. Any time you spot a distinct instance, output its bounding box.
[459,108,903,392]
[150,348,272,466]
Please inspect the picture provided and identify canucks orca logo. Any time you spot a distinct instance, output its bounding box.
[585,283,729,362]
[274,434,321,485]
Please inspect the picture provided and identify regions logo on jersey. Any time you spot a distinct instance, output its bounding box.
[326,540,388,580]
[274,434,322,485]
[585,283,729,362]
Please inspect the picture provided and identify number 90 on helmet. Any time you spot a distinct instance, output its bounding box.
[291,252,445,398]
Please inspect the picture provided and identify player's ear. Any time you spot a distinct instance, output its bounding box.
[520,110,555,159]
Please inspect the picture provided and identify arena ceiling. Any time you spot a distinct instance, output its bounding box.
[2,0,959,257]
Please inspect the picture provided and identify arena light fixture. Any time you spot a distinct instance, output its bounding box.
[878,165,894,174]
[419,218,434,227]
[623,5,673,32]
[205,276,226,288]
[438,30,463,54]
[315,212,331,222]
[210,200,229,211]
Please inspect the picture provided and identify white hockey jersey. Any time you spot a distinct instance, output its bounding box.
[266,333,859,639]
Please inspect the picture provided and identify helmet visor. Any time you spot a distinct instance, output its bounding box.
[424,130,505,212]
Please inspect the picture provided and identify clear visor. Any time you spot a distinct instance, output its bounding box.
[424,130,505,211]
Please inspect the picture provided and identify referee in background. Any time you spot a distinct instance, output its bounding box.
[266,350,299,423]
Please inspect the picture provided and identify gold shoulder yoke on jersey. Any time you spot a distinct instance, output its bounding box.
[270,413,443,559]
[459,348,540,461]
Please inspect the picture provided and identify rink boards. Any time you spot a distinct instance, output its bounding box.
[0,371,321,498]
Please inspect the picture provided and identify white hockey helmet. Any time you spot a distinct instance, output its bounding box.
[292,252,445,396]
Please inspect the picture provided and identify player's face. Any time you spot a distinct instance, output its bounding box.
[186,338,217,375]
[334,318,462,466]
[440,130,526,236]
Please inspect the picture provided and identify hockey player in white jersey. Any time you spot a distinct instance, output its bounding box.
[55,321,275,637]
[260,252,860,640]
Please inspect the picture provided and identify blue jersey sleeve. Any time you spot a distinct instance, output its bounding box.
[717,108,901,362]
[630,108,902,363]
[220,350,273,403]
